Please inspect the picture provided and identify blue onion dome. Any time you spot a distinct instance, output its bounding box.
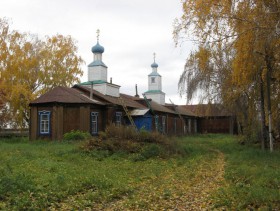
[91,42,104,54]
[151,62,158,68]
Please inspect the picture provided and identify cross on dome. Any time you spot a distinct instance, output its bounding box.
[151,52,158,68]
[91,29,104,54]
[96,29,100,41]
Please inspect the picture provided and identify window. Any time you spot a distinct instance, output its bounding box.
[91,112,98,135]
[162,116,166,133]
[39,111,51,135]
[151,77,155,83]
[116,112,122,126]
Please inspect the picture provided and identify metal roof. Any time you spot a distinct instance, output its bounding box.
[30,86,105,105]
[91,41,104,54]
[79,80,107,85]
[74,85,147,109]
[151,62,158,68]
[180,104,233,117]
[144,90,165,94]
[130,109,150,116]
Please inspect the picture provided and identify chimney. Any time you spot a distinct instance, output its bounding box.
[135,84,139,98]
[110,77,112,84]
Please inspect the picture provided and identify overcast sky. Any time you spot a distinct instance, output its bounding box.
[1,0,194,104]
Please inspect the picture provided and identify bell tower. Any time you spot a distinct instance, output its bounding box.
[88,29,107,82]
[144,53,165,105]
[80,30,120,97]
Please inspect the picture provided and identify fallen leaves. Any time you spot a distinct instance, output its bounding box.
[53,150,226,210]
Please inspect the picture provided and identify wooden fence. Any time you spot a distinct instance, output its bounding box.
[0,129,29,138]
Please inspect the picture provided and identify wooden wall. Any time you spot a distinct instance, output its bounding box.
[197,116,234,134]
[30,103,236,141]
[30,104,104,140]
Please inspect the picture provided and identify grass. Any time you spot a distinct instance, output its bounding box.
[0,135,279,210]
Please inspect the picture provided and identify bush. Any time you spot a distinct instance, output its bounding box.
[79,124,186,159]
[105,124,138,140]
[98,131,107,140]
[63,130,91,141]
[140,144,161,159]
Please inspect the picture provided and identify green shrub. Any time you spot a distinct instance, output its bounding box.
[140,144,161,159]
[79,124,185,159]
[63,130,91,141]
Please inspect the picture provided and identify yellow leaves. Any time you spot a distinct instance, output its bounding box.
[0,18,84,128]
[40,34,84,89]
[195,47,211,73]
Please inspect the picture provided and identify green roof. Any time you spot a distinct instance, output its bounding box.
[144,90,165,94]
[79,80,106,85]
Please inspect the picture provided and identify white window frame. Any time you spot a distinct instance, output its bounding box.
[116,112,122,126]
[39,111,51,135]
[91,112,99,135]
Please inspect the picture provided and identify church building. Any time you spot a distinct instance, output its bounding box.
[29,31,236,140]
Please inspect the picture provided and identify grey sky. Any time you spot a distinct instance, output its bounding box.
[1,0,192,104]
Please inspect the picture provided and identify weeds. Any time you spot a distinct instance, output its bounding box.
[63,130,91,141]
[80,124,184,159]
[0,134,280,210]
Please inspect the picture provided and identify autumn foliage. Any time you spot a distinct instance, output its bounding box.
[174,0,280,147]
[0,18,84,128]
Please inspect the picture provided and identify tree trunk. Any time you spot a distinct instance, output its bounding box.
[259,71,267,150]
[265,51,273,152]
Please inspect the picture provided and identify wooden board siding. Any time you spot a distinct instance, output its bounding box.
[63,106,80,134]
[198,117,231,134]
[54,106,64,140]
[80,106,90,132]
[105,106,115,124]
[167,115,174,135]
[176,118,184,135]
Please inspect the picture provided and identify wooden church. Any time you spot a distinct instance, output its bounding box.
[29,32,236,140]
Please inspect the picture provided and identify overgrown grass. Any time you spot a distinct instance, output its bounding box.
[80,124,185,160]
[209,136,280,210]
[178,134,280,209]
[63,130,91,141]
[0,135,279,210]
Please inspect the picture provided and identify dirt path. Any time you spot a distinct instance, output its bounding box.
[104,149,226,210]
[175,149,226,210]
[52,150,226,210]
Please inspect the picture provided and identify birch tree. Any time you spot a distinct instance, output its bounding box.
[174,0,280,149]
